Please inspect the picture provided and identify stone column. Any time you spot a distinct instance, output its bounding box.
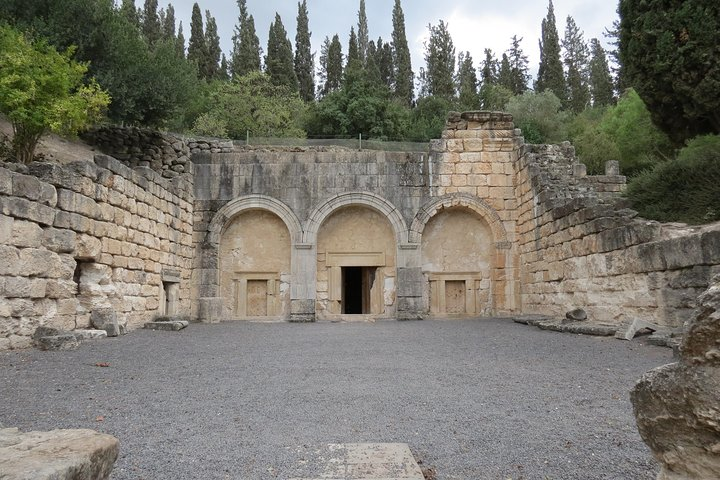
[396,243,424,320]
[290,243,316,322]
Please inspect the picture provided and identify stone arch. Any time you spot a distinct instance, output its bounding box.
[206,195,303,247]
[303,192,409,245]
[409,193,508,247]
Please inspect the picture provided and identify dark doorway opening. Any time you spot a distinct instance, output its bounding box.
[342,267,376,314]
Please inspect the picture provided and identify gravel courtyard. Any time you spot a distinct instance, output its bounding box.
[0,318,672,479]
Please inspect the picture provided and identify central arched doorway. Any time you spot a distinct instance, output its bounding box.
[315,205,397,319]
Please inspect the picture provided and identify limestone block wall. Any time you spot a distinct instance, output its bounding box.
[514,139,720,327]
[0,155,194,350]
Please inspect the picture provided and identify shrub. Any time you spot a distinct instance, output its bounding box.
[626,134,720,224]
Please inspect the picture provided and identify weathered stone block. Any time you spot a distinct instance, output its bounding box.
[0,427,119,479]
[42,228,76,253]
[0,197,56,226]
[35,334,81,351]
[57,189,99,219]
[0,245,20,276]
[90,308,126,337]
[75,234,102,260]
[0,167,12,195]
[2,277,47,298]
[54,211,94,234]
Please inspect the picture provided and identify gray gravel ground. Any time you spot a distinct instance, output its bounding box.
[0,318,672,480]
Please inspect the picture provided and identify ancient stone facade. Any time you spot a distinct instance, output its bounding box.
[1,111,719,348]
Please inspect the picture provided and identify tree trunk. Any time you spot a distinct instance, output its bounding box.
[11,123,43,164]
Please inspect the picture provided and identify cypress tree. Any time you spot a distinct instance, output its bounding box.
[422,20,456,99]
[563,16,590,113]
[176,21,185,58]
[218,54,230,81]
[480,48,498,86]
[265,13,298,90]
[347,26,361,71]
[376,37,395,90]
[187,3,209,78]
[507,36,530,95]
[588,38,614,106]
[205,10,221,79]
[457,51,479,109]
[357,0,369,65]
[391,0,413,106]
[319,34,343,96]
[365,40,382,85]
[498,53,513,91]
[120,0,140,29]
[162,4,176,40]
[535,0,566,102]
[294,0,315,102]
[231,0,262,78]
[142,0,161,46]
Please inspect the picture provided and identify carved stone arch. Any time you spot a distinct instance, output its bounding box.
[409,193,508,247]
[206,195,303,247]
[303,192,409,245]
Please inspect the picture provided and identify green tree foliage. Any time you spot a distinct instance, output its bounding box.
[266,13,298,91]
[306,68,409,140]
[497,53,513,92]
[294,0,315,102]
[391,0,413,106]
[231,0,262,77]
[176,21,185,58]
[626,134,720,224]
[347,27,361,72]
[619,0,720,145]
[421,21,456,100]
[456,51,479,110]
[570,89,672,176]
[376,38,395,91]
[406,96,452,141]
[0,0,201,127]
[193,71,306,138]
[588,38,614,106]
[535,0,566,102]
[480,49,498,86]
[0,25,110,163]
[218,54,230,81]
[507,36,530,95]
[563,16,590,113]
[161,4,176,40]
[205,11,221,80]
[142,0,161,46]
[365,40,382,86]
[318,35,343,97]
[506,90,566,144]
[120,0,140,29]
[187,3,210,79]
[357,0,369,65]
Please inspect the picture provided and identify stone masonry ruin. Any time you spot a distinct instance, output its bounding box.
[1,112,719,349]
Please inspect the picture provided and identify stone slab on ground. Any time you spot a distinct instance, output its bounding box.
[289,443,424,480]
[143,320,188,331]
[34,334,80,351]
[615,318,664,341]
[72,329,108,341]
[0,427,119,480]
[514,316,617,337]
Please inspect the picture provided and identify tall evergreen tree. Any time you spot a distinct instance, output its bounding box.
[120,0,140,30]
[161,4,176,40]
[187,3,209,78]
[218,53,230,81]
[457,51,479,108]
[376,37,395,90]
[563,16,590,113]
[588,38,614,106]
[142,0,161,46]
[604,18,627,92]
[480,48,498,86]
[421,21,455,99]
[365,40,381,85]
[346,26,360,71]
[498,53,513,91]
[357,0,369,65]
[205,10,221,79]
[507,35,530,95]
[319,34,344,96]
[535,0,566,102]
[231,0,262,77]
[265,13,297,90]
[176,21,185,58]
[391,0,413,106]
[294,0,314,102]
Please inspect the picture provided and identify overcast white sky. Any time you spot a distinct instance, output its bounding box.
[138,0,619,80]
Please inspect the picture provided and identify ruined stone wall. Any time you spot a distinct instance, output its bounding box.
[0,155,194,349]
[513,136,720,327]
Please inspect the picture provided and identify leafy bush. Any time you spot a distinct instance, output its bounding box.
[626,134,720,224]
[506,90,568,144]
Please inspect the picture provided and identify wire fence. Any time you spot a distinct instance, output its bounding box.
[233,135,430,153]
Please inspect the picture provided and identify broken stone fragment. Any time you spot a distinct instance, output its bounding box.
[631,275,720,480]
[90,308,126,337]
[564,308,588,323]
[35,334,80,351]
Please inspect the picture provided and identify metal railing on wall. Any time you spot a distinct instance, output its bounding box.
[234,134,430,153]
